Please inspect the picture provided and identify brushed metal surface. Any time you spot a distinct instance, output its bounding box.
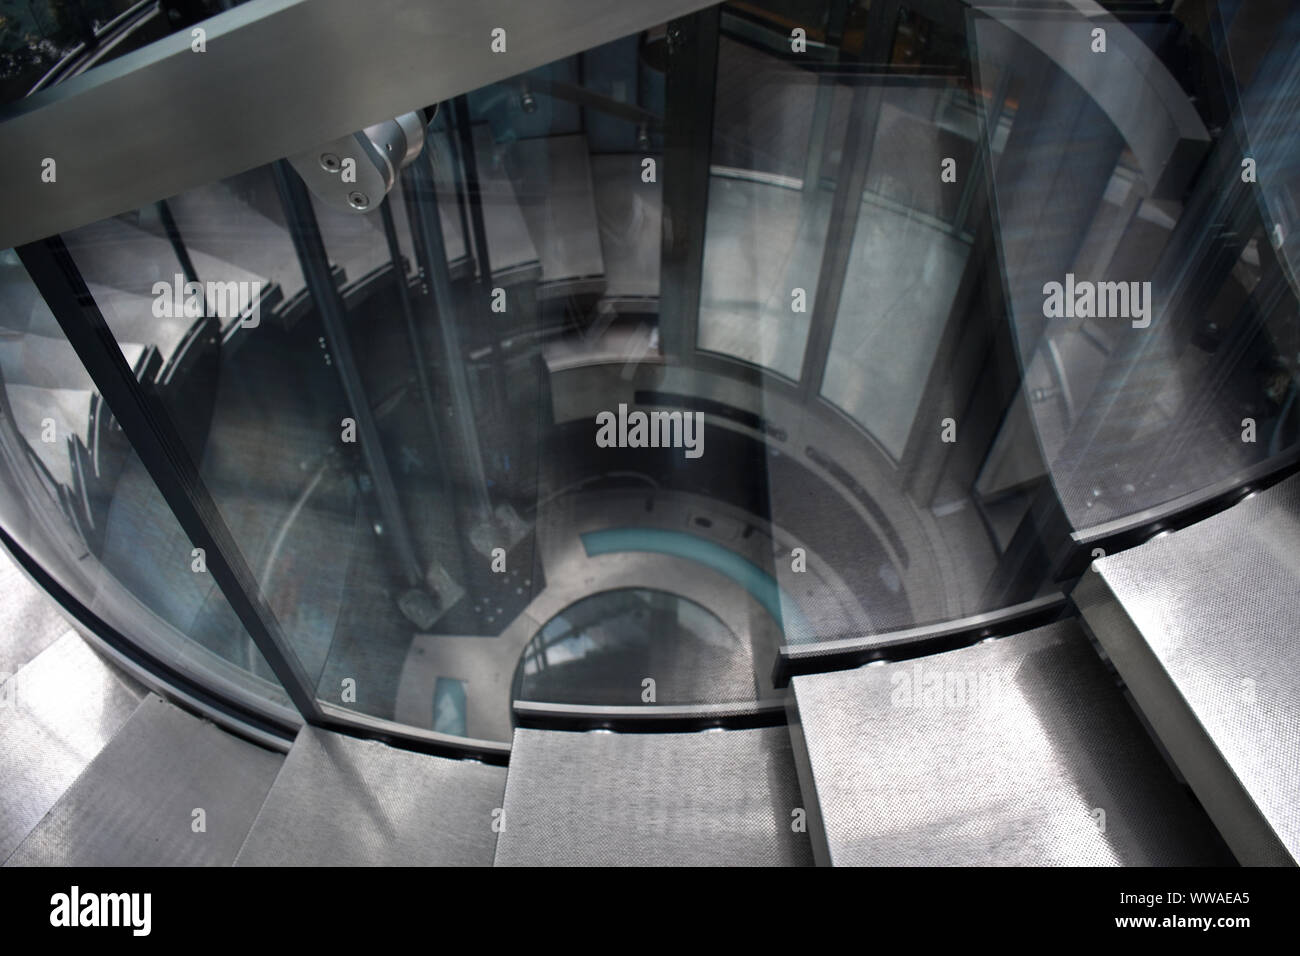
[6,694,282,866]
[790,620,1232,866]
[234,725,506,866]
[494,726,814,866]
[0,0,717,249]
[1076,474,1300,865]
[0,631,143,861]
[471,126,541,284]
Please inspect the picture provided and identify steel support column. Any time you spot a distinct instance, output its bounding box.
[273,161,425,590]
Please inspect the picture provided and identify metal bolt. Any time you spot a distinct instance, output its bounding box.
[348,191,370,210]
[320,153,341,172]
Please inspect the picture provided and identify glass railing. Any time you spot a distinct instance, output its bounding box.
[0,0,1296,747]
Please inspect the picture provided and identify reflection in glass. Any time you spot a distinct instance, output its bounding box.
[516,588,746,706]
[2,0,1298,748]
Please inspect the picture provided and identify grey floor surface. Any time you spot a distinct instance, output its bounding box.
[0,544,73,677]
[7,694,282,867]
[235,726,507,866]
[789,620,1233,866]
[495,725,814,867]
[0,631,144,862]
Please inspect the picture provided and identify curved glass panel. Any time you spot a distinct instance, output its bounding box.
[0,0,1296,749]
[0,252,293,719]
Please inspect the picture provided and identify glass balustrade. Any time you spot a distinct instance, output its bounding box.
[0,0,1296,748]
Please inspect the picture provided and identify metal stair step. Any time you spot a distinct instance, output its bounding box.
[0,331,95,392]
[787,620,1234,866]
[65,215,268,297]
[0,257,62,338]
[6,694,282,866]
[86,281,203,369]
[149,177,307,302]
[0,329,144,390]
[0,544,71,677]
[506,133,605,300]
[309,179,441,288]
[493,725,813,866]
[1075,473,1300,866]
[0,631,144,862]
[233,726,506,866]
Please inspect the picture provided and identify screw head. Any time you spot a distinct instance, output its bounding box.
[348,191,370,210]
[320,152,341,172]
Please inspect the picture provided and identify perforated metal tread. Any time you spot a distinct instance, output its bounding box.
[234,726,506,866]
[494,726,814,867]
[0,631,143,862]
[1075,474,1300,865]
[6,694,281,866]
[789,620,1233,866]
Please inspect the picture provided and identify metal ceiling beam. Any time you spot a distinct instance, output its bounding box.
[0,0,715,249]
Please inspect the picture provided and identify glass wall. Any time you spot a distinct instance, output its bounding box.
[1,0,1296,747]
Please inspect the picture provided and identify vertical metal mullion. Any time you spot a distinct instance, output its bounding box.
[380,198,443,455]
[797,81,879,399]
[659,6,720,360]
[272,160,424,588]
[449,95,510,434]
[403,144,495,528]
[17,235,325,723]
[797,0,899,399]
[451,95,494,285]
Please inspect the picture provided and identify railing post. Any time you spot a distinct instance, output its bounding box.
[17,235,326,723]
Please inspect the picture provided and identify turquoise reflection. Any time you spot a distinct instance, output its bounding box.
[580,527,813,643]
